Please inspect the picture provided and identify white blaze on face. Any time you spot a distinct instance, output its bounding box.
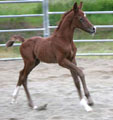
[94,26,96,33]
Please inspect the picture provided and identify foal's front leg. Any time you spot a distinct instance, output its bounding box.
[70,70,82,99]
[58,58,93,111]
[70,59,83,100]
[72,59,94,106]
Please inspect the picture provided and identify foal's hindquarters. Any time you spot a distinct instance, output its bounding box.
[11,38,48,110]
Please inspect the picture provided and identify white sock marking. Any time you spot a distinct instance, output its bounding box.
[11,86,20,104]
[12,86,20,97]
[33,106,38,110]
[80,98,93,112]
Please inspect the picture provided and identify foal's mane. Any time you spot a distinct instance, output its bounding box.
[56,9,73,31]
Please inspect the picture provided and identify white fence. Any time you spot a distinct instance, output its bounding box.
[0,0,113,60]
[0,0,50,36]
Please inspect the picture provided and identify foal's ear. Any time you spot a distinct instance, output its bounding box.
[79,2,83,9]
[73,2,78,13]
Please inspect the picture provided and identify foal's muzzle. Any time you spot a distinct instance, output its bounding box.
[89,26,96,34]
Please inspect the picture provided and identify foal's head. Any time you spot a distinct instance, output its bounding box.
[72,2,96,34]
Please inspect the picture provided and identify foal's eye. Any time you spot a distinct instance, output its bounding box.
[79,17,83,22]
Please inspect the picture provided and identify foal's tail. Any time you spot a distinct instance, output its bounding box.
[6,35,25,47]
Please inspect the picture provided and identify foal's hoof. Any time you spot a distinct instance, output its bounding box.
[37,104,48,111]
[33,106,38,110]
[31,104,47,111]
[87,98,94,106]
[10,98,17,104]
[80,98,93,112]
[88,101,94,106]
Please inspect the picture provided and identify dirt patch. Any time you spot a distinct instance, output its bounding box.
[0,58,113,120]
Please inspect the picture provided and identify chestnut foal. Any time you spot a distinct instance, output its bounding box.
[6,2,96,111]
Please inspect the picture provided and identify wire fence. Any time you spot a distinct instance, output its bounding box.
[0,0,113,61]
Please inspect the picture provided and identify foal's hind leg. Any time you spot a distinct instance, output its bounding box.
[11,58,40,109]
[11,69,25,104]
[22,59,40,109]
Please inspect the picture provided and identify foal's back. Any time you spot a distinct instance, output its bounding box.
[20,36,57,63]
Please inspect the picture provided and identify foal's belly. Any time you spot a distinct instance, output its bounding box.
[34,41,57,63]
[38,51,57,63]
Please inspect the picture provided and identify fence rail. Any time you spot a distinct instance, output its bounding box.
[1,39,113,47]
[0,14,44,18]
[48,11,113,15]
[0,28,45,33]
[0,11,113,18]
[1,52,113,61]
[49,25,113,29]
[0,0,113,61]
[0,25,113,33]
[0,0,43,4]
[0,0,49,36]
[0,11,113,33]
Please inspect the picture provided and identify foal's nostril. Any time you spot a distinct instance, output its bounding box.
[89,27,96,34]
[93,27,95,31]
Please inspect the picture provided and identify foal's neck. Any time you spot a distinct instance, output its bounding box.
[55,11,75,43]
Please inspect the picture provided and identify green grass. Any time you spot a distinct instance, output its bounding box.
[0,0,113,58]
[0,3,43,28]
[0,0,113,28]
[75,42,113,53]
[74,29,113,40]
[49,0,113,25]
[2,41,113,59]
[0,47,20,58]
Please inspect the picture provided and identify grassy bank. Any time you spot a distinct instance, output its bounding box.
[0,0,113,29]
[0,0,113,58]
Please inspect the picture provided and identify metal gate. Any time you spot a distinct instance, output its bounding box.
[0,0,113,61]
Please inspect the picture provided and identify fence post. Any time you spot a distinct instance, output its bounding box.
[43,0,50,37]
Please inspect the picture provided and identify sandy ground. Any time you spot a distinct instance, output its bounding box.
[0,58,113,120]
